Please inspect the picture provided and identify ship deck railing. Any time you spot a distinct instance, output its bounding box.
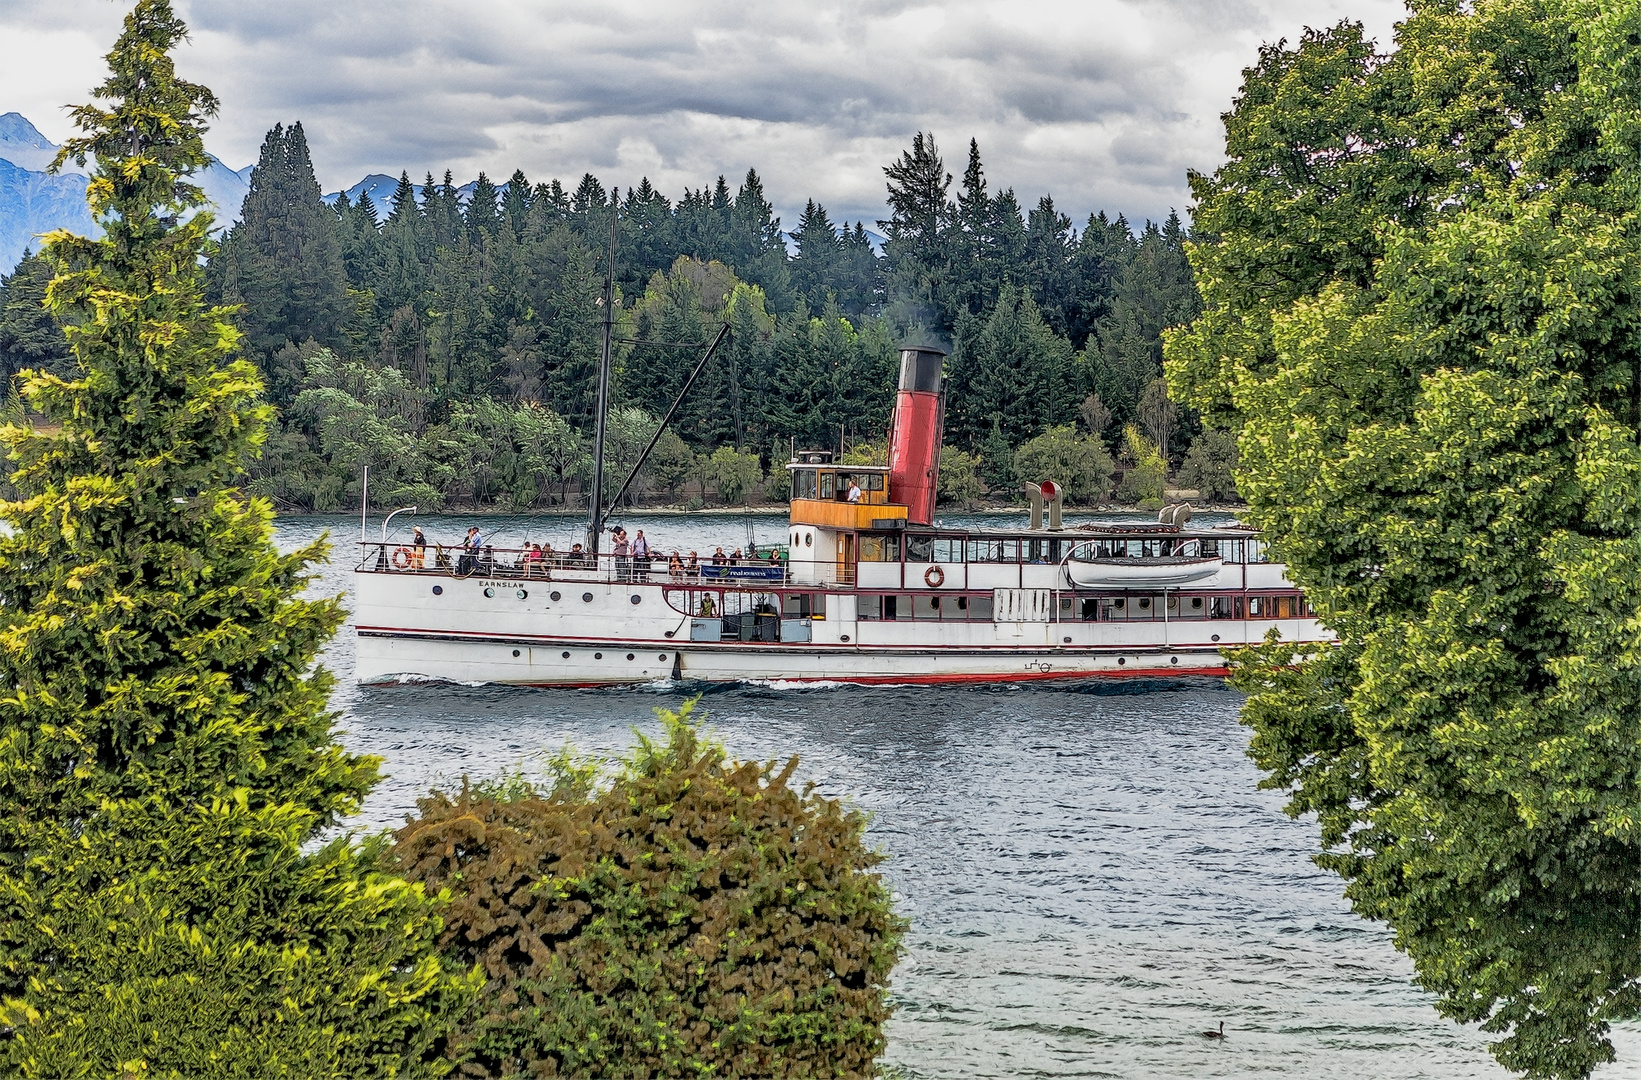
[355,542,789,586]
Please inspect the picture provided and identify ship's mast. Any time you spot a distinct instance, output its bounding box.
[586,195,618,556]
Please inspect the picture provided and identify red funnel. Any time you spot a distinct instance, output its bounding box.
[887,347,946,526]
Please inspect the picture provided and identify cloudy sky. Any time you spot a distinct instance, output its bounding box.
[2,0,1404,229]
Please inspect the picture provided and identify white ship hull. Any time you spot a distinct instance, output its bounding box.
[352,569,1326,687]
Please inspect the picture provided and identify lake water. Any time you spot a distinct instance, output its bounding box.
[278,511,1639,1079]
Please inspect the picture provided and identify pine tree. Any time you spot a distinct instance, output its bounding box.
[0,3,472,1072]
[0,250,72,385]
[465,170,499,241]
[210,121,349,400]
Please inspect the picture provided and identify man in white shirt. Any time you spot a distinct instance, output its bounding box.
[846,477,862,503]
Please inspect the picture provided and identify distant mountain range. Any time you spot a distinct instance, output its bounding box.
[2,111,886,274]
[0,112,252,274]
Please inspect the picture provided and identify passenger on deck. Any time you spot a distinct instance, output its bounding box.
[687,551,700,578]
[458,527,482,575]
[847,477,862,502]
[525,543,545,578]
[570,542,587,567]
[612,529,631,581]
[710,547,727,567]
[668,551,684,579]
[632,529,651,581]
[731,548,744,564]
[411,527,427,570]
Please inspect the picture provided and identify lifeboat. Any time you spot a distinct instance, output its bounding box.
[1067,555,1224,588]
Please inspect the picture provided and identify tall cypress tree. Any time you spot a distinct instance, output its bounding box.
[0,3,471,1072]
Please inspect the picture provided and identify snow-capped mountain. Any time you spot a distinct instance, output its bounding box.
[0,112,251,274]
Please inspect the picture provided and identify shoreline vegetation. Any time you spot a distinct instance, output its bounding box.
[280,496,1246,518]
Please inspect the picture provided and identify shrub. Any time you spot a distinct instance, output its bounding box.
[1012,424,1114,505]
[709,445,764,505]
[390,701,905,1078]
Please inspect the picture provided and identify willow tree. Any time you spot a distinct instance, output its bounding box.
[0,3,470,1074]
[1167,3,1641,1076]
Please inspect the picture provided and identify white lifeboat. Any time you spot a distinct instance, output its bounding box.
[1067,556,1224,588]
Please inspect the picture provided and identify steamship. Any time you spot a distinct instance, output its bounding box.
[351,347,1331,687]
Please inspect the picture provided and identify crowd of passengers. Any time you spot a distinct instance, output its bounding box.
[396,525,785,582]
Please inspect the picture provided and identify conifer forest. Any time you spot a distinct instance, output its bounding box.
[0,123,1214,512]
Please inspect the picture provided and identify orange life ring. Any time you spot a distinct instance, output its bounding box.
[924,565,945,588]
[392,546,413,569]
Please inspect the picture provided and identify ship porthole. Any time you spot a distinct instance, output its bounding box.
[483,587,495,598]
[626,653,635,660]
[432,585,443,595]
[582,592,594,603]
[551,590,562,601]
[516,589,528,599]
[1171,656,1179,664]
[1211,634,1221,642]
[512,649,520,657]
[805,534,812,547]
[1190,597,1203,609]
[561,651,570,659]
[658,653,667,660]
[1118,657,1126,666]
[840,634,851,642]
[594,652,603,659]
[1063,636,1072,643]
[630,595,641,605]
[1138,598,1151,610]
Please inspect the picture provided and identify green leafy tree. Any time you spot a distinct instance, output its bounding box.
[390,700,905,1079]
[647,427,694,502]
[1013,424,1113,506]
[1113,424,1165,509]
[708,444,763,505]
[1166,5,1641,1076]
[0,4,472,1074]
[1177,429,1238,503]
[937,444,984,506]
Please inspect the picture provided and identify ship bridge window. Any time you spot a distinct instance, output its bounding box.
[793,469,818,501]
[819,472,835,500]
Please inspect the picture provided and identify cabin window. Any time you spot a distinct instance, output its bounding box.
[970,594,994,620]
[1209,596,1236,620]
[967,539,1019,563]
[1247,596,1265,618]
[906,535,936,562]
[1221,539,1244,564]
[916,596,942,620]
[859,595,882,620]
[1247,539,1269,563]
[859,535,887,562]
[866,473,885,491]
[819,472,835,500]
[1081,597,1098,621]
[894,595,914,620]
[793,470,818,501]
[930,538,964,563]
[1199,539,1220,558]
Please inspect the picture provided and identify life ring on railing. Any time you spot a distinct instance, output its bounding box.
[924,565,945,588]
[391,546,413,570]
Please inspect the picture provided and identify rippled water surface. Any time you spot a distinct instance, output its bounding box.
[278,513,1639,1079]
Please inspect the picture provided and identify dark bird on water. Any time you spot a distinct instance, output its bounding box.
[1202,1021,1225,1040]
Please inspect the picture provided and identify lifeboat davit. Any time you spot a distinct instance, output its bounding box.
[1067,556,1224,588]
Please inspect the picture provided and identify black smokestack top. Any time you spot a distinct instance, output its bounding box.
[898,345,945,393]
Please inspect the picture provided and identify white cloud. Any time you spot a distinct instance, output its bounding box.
[0,0,1407,228]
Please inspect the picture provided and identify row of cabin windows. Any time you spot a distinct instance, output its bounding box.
[856,535,1270,564]
[857,593,1313,622]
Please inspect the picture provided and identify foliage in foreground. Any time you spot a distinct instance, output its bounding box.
[390,700,906,1078]
[1167,2,1641,1075]
[0,3,473,1074]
